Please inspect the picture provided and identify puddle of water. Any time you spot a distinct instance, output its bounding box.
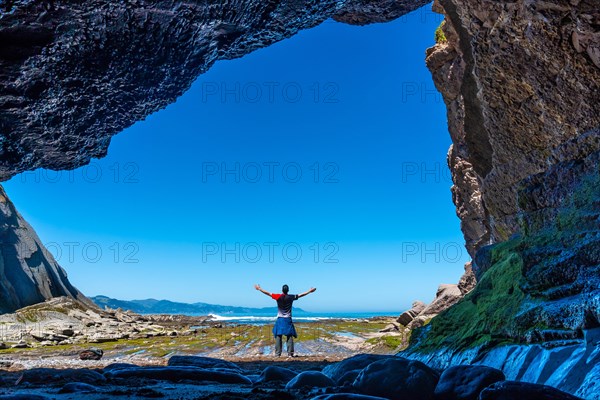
[335,331,359,339]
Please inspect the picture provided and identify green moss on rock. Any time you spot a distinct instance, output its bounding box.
[410,238,527,352]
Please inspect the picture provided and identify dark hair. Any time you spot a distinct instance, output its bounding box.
[282,284,289,294]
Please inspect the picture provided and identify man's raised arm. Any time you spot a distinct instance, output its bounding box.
[254,284,272,297]
[298,287,317,298]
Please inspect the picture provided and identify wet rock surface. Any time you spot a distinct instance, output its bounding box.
[479,381,584,400]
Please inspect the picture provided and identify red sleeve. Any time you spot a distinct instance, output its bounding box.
[271,293,282,300]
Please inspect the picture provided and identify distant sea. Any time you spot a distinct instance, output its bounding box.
[205,311,399,324]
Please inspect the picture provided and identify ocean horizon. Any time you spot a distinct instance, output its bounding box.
[199,311,400,324]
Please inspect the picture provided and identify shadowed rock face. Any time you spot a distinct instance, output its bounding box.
[0,0,428,180]
[0,186,94,313]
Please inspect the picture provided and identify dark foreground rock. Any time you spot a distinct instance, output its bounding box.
[285,371,335,390]
[311,394,389,400]
[479,381,584,400]
[434,365,505,400]
[167,355,242,371]
[0,395,51,400]
[105,366,252,385]
[256,365,298,384]
[352,357,439,400]
[22,368,106,385]
[322,354,391,383]
[58,382,99,393]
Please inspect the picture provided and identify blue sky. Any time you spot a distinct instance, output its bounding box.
[4,5,469,313]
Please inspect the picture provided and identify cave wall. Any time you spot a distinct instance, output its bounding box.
[427,0,600,257]
[0,0,428,181]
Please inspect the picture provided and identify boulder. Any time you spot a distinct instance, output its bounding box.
[22,368,107,385]
[58,382,99,393]
[479,381,583,400]
[285,371,335,389]
[352,357,439,400]
[322,354,392,383]
[434,365,505,400]
[397,301,427,326]
[421,284,463,316]
[79,348,103,360]
[407,285,463,329]
[105,366,252,384]
[167,355,242,371]
[256,366,298,384]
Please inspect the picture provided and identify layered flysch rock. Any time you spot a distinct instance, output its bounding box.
[0,185,94,313]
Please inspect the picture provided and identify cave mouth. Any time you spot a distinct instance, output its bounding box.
[3,4,469,314]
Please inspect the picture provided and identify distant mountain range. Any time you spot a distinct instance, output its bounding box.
[91,295,305,315]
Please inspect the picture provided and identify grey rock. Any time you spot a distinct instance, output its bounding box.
[434,365,505,400]
[397,301,427,326]
[285,371,335,390]
[353,357,439,400]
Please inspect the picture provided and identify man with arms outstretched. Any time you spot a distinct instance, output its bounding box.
[255,283,316,357]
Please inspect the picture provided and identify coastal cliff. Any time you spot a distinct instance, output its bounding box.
[0,186,95,313]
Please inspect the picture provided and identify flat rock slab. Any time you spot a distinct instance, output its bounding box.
[434,365,505,400]
[105,366,252,385]
[167,355,242,371]
[479,381,584,400]
[22,368,107,385]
